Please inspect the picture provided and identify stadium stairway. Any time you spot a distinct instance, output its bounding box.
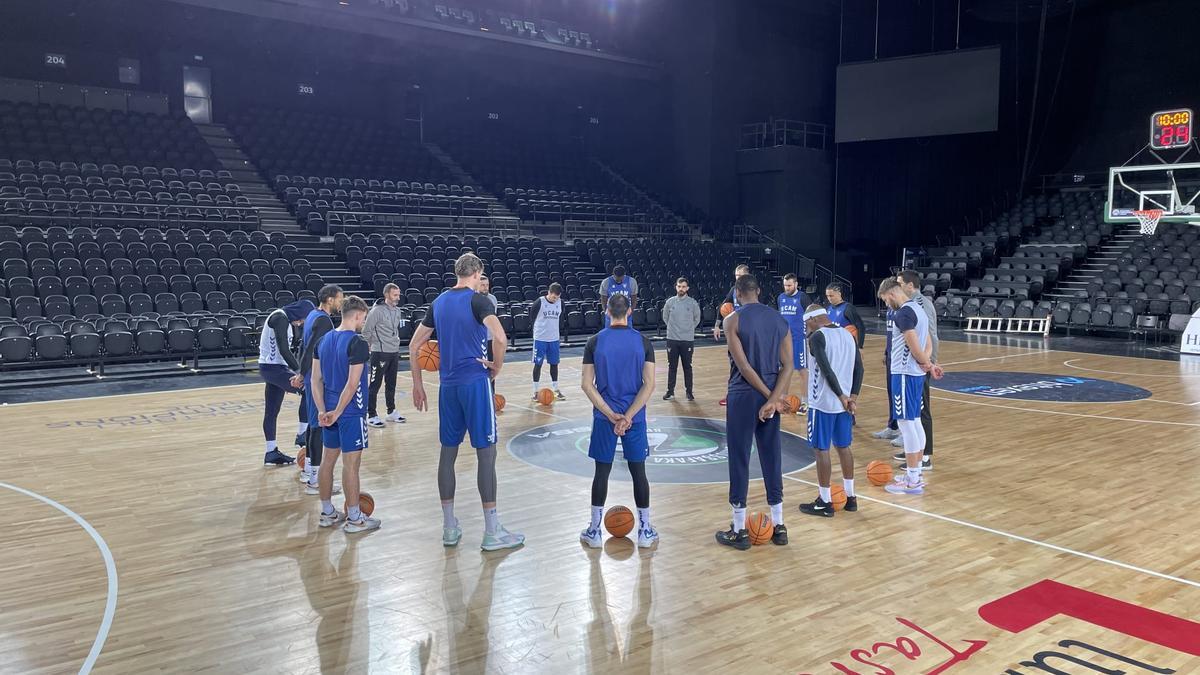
[290,233,372,298]
[543,239,605,289]
[1042,222,1142,303]
[195,124,305,234]
[592,158,686,225]
[424,142,517,220]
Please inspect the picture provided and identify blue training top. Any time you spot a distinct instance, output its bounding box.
[583,325,655,424]
[422,287,496,386]
[727,303,789,394]
[318,329,370,417]
[776,291,810,342]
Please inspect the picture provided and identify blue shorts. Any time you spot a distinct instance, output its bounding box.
[792,338,807,370]
[322,415,368,452]
[532,339,561,366]
[588,418,649,463]
[889,373,926,421]
[806,409,852,450]
[439,377,498,449]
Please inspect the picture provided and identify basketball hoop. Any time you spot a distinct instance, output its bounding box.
[1133,209,1164,235]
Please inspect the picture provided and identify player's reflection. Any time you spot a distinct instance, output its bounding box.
[585,541,658,673]
[440,547,520,674]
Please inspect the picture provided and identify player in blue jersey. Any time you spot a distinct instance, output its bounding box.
[777,273,811,413]
[311,295,380,533]
[714,264,752,407]
[598,265,638,328]
[579,294,658,549]
[298,284,343,493]
[716,274,794,550]
[410,253,524,551]
[824,282,865,350]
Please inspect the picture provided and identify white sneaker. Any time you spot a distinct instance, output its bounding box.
[580,526,602,548]
[891,436,905,448]
[344,516,381,533]
[298,470,313,484]
[304,481,342,496]
[885,480,926,495]
[385,411,406,423]
[873,428,900,440]
[637,526,659,548]
[481,525,525,551]
[319,509,346,528]
[366,416,386,428]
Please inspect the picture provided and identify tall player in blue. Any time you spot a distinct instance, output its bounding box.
[298,283,343,493]
[878,278,940,495]
[598,265,637,327]
[716,274,793,550]
[310,295,379,533]
[410,253,524,551]
[579,294,658,549]
[777,273,810,413]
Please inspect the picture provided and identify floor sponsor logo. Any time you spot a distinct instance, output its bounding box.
[933,371,1152,402]
[44,398,284,429]
[506,416,815,484]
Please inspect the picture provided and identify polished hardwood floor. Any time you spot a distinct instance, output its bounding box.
[3,335,1200,674]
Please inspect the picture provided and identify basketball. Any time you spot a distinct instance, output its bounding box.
[358,491,375,516]
[719,302,735,317]
[493,393,506,412]
[866,460,893,486]
[784,394,802,413]
[845,325,859,342]
[604,505,635,538]
[537,388,555,405]
[417,340,440,372]
[830,484,847,511]
[297,453,305,470]
[746,511,773,545]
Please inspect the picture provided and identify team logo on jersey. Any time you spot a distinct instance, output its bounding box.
[506,416,815,484]
[934,371,1152,402]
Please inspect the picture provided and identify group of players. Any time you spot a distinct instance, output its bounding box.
[254,252,939,550]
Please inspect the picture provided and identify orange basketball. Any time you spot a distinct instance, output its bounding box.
[746,511,773,545]
[537,388,555,405]
[829,484,847,511]
[358,491,375,516]
[417,340,440,372]
[493,393,506,412]
[784,394,802,413]
[297,452,305,470]
[845,325,859,342]
[719,302,735,318]
[604,505,635,538]
[866,460,893,487]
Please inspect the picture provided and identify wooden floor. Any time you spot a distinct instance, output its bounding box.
[3,336,1200,674]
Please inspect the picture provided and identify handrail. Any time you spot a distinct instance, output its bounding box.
[561,220,699,241]
[0,197,259,213]
[735,224,851,296]
[325,210,521,238]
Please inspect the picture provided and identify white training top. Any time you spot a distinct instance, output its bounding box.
[889,299,930,377]
[810,325,857,414]
[532,296,562,342]
[258,309,292,366]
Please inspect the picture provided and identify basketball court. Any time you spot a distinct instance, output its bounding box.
[4,333,1199,673]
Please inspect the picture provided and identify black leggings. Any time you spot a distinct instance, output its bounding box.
[260,364,304,442]
[368,352,399,417]
[532,362,559,383]
[591,461,650,509]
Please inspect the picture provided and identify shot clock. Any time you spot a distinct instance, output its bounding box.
[1150,108,1191,149]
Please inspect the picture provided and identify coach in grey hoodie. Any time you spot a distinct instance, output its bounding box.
[661,276,702,401]
[364,283,406,427]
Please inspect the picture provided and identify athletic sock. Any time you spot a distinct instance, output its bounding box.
[637,507,651,531]
[769,503,783,527]
[348,505,362,522]
[297,422,308,434]
[819,486,832,503]
[532,381,539,394]
[484,507,499,535]
[591,505,603,530]
[321,500,334,515]
[551,380,560,391]
[442,502,455,528]
[906,465,922,484]
[843,479,856,497]
[732,507,747,531]
[265,441,277,453]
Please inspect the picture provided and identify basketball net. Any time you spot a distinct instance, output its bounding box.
[1133,209,1163,235]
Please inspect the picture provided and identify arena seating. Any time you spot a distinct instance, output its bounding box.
[915,186,1200,334]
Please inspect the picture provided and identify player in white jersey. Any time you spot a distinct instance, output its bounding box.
[529,283,566,401]
[798,305,864,517]
[877,279,942,495]
[257,299,314,465]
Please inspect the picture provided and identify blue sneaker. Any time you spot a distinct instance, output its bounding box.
[264,449,295,466]
[443,518,462,547]
[580,526,602,548]
[637,526,659,548]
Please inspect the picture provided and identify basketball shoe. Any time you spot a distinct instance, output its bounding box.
[715,527,750,550]
[481,525,525,551]
[443,518,462,547]
[264,449,295,466]
[580,526,603,548]
[637,526,659,548]
[319,509,346,528]
[344,515,381,533]
[799,497,834,518]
